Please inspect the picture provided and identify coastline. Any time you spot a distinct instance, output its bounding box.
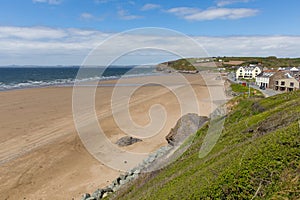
[0,67,159,92]
[0,72,221,199]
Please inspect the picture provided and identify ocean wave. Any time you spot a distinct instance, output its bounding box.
[0,72,158,91]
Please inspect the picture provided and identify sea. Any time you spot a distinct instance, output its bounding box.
[0,66,157,91]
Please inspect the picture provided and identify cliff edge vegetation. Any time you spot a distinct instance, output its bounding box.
[113,90,300,199]
[159,59,197,71]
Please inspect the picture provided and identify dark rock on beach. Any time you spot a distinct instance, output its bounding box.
[81,193,91,200]
[116,136,142,147]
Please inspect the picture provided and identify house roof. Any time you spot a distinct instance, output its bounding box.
[238,65,260,70]
[276,76,298,82]
[285,73,293,78]
[257,72,275,78]
[290,67,299,72]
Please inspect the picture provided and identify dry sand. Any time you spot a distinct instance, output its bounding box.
[0,73,225,199]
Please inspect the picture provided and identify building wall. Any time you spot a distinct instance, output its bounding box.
[274,77,300,92]
[254,67,262,78]
[269,71,286,89]
[256,76,270,88]
[236,66,262,79]
[236,67,243,79]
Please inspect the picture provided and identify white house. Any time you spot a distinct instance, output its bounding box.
[255,72,275,88]
[236,65,262,79]
[290,67,299,72]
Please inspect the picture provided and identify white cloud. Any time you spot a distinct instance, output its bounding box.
[80,13,104,21]
[0,26,67,40]
[32,0,62,5]
[167,7,199,16]
[141,3,161,11]
[194,36,300,57]
[0,26,299,65]
[187,8,258,20]
[80,13,93,20]
[118,8,142,20]
[167,7,258,20]
[0,26,110,65]
[216,0,250,7]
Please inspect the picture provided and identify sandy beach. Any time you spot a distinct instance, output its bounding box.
[0,73,224,199]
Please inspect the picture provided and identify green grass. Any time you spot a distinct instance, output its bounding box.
[163,59,197,71]
[231,83,264,98]
[113,90,300,200]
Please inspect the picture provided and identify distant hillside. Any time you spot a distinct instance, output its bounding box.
[113,90,300,199]
[158,57,300,71]
[220,56,300,68]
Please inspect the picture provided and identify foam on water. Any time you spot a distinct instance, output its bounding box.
[0,67,158,91]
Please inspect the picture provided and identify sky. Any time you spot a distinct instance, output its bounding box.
[0,0,300,65]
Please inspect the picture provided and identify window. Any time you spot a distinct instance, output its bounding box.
[281,81,285,86]
[290,82,294,87]
[275,81,279,85]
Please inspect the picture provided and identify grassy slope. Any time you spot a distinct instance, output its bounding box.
[231,83,264,98]
[114,91,300,200]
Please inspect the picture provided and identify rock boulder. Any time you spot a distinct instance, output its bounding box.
[116,136,142,147]
[165,113,208,146]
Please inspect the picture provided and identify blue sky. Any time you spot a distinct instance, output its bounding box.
[0,0,300,65]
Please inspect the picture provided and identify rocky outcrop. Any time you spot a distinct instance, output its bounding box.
[115,136,142,147]
[156,64,176,73]
[165,113,209,146]
[81,168,142,200]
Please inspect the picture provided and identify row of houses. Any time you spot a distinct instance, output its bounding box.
[256,68,300,92]
[236,65,300,92]
[235,64,262,80]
